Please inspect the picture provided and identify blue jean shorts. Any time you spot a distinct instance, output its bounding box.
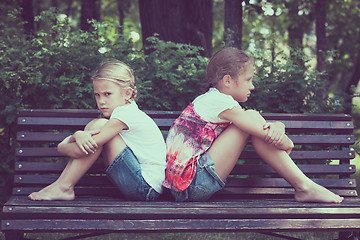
[170,152,225,201]
[105,146,160,201]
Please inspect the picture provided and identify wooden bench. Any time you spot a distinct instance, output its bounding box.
[1,109,360,240]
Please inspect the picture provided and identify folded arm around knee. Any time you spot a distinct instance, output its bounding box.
[57,118,128,158]
[218,107,294,153]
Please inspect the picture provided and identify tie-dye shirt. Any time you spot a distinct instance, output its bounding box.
[163,88,240,192]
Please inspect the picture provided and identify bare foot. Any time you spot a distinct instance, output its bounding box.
[294,182,344,203]
[28,182,75,201]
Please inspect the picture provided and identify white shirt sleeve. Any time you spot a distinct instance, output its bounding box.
[110,103,134,130]
[193,88,241,123]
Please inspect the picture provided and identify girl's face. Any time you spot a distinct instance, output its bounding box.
[93,79,131,118]
[229,63,255,102]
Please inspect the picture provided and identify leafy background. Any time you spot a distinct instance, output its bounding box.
[0,6,358,240]
[0,7,349,205]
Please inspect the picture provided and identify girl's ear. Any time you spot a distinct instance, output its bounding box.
[222,75,232,88]
[125,87,133,101]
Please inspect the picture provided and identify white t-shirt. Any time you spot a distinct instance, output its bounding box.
[110,101,166,193]
[193,88,241,122]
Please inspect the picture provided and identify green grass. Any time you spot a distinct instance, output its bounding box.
[0,231,339,240]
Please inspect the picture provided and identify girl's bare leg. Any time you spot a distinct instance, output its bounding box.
[208,124,250,181]
[28,150,103,201]
[209,110,343,203]
[251,137,343,203]
[101,133,127,167]
[29,159,74,194]
[28,119,107,201]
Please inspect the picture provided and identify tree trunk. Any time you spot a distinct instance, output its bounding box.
[285,1,306,71]
[66,0,74,16]
[286,1,304,51]
[187,0,213,57]
[117,0,125,34]
[138,0,213,57]
[51,0,58,8]
[315,0,327,73]
[21,0,34,35]
[345,35,360,113]
[81,0,101,32]
[224,0,243,49]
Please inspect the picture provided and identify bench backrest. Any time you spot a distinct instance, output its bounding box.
[14,109,358,200]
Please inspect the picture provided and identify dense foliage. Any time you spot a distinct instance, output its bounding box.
[245,48,346,113]
[0,8,346,203]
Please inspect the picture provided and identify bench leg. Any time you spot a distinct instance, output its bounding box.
[4,231,24,240]
[338,231,360,240]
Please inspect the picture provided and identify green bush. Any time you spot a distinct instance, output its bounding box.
[135,35,208,110]
[244,48,344,113]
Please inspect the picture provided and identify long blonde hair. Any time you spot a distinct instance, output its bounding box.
[91,59,137,102]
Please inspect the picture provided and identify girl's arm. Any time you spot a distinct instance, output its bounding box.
[263,121,285,144]
[57,119,127,159]
[57,129,100,157]
[218,107,294,152]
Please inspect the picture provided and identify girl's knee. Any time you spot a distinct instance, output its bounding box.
[85,118,108,131]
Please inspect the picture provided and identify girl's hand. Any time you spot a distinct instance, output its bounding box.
[73,130,100,154]
[263,121,286,146]
[274,137,294,155]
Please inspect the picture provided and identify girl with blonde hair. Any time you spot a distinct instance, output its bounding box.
[29,59,166,201]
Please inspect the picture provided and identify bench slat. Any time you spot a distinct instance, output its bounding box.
[13,174,357,189]
[14,162,357,176]
[218,188,357,198]
[18,109,352,121]
[17,117,353,132]
[10,186,358,198]
[4,196,360,207]
[18,109,182,118]
[15,147,355,160]
[231,164,356,175]
[17,117,176,130]
[4,203,360,219]
[3,218,360,232]
[16,132,355,146]
[288,135,355,145]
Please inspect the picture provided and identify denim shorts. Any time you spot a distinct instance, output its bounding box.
[106,146,160,201]
[170,152,225,201]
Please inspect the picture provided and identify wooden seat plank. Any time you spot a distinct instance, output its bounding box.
[3,219,360,232]
[15,147,355,161]
[13,174,357,190]
[4,203,360,220]
[17,132,356,146]
[11,187,358,198]
[14,162,356,176]
[5,196,360,207]
[17,117,353,132]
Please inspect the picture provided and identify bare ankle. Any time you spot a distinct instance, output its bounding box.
[292,179,313,193]
[57,182,74,193]
[293,181,343,203]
